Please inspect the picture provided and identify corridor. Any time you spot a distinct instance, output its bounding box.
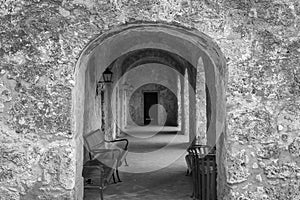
[84,127,193,200]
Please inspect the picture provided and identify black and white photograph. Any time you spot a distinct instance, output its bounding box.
[1,0,300,199]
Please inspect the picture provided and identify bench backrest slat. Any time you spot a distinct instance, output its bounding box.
[84,129,105,152]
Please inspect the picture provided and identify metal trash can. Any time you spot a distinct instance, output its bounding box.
[187,145,217,200]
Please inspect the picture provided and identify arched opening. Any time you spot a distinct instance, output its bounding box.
[73,22,227,199]
[129,83,178,126]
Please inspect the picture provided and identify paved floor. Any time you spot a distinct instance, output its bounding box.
[84,127,193,200]
[123,125,181,134]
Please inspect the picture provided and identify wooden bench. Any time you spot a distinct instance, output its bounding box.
[83,129,129,183]
[82,159,108,200]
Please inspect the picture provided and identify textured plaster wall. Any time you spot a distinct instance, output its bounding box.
[196,58,206,144]
[84,55,101,136]
[129,83,178,126]
[82,54,103,164]
[0,0,299,200]
[123,63,179,127]
[107,60,124,139]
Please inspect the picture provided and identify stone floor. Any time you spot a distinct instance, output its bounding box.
[84,126,193,200]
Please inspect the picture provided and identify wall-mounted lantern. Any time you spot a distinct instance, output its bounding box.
[96,68,113,96]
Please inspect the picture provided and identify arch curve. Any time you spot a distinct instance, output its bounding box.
[73,22,227,199]
[76,22,226,76]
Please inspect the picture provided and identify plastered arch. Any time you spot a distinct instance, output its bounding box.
[73,22,227,199]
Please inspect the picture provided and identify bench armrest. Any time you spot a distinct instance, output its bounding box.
[91,148,122,160]
[105,139,129,150]
[91,149,115,154]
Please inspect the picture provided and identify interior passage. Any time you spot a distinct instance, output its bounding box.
[84,126,193,200]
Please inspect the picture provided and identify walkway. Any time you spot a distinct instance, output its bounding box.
[84,126,193,200]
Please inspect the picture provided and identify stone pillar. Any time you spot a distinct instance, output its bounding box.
[196,58,207,144]
[112,85,118,139]
[75,136,84,200]
[105,84,114,140]
[124,90,129,127]
[119,88,124,133]
[181,73,185,135]
[177,74,182,130]
[118,87,123,133]
[184,68,190,138]
[120,81,126,130]
[189,74,196,142]
[115,86,120,137]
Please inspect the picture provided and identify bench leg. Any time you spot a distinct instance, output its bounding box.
[124,158,129,166]
[185,169,189,176]
[116,169,122,182]
[112,173,117,184]
[100,187,104,200]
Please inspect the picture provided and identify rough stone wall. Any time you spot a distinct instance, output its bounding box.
[0,0,299,199]
[217,1,300,199]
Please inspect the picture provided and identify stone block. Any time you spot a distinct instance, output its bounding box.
[0,166,14,182]
[256,142,279,159]
[288,137,300,158]
[264,179,300,200]
[0,187,20,200]
[264,162,300,180]
[277,103,300,133]
[226,150,250,184]
[39,144,75,190]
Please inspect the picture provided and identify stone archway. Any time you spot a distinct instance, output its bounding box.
[128,83,179,126]
[73,22,227,199]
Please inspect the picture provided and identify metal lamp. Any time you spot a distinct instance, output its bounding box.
[102,68,113,83]
[96,68,113,95]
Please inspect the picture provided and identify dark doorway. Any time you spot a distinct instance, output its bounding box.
[144,92,158,125]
